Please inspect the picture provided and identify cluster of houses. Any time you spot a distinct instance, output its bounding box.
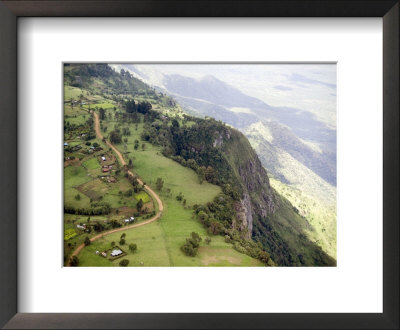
[96,248,123,258]
[102,164,113,173]
[124,216,135,223]
[88,145,102,154]
[64,143,82,152]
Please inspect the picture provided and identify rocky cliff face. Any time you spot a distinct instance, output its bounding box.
[217,128,276,237]
[238,156,276,218]
[234,192,253,238]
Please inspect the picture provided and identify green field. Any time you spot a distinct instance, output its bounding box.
[65,114,88,126]
[64,86,86,100]
[134,191,150,203]
[78,199,263,267]
[64,70,265,267]
[82,157,100,170]
[77,119,263,267]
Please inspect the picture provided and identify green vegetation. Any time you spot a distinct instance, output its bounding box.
[64,63,335,267]
[129,243,137,253]
[64,228,77,241]
[119,259,129,267]
[181,232,202,257]
[270,178,336,259]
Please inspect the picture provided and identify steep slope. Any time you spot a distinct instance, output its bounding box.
[144,115,335,266]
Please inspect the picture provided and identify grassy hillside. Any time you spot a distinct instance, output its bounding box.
[270,178,336,259]
[77,123,262,267]
[64,63,335,267]
[64,64,264,267]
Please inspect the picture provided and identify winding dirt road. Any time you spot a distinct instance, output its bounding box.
[69,111,164,263]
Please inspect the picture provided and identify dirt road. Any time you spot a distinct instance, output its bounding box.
[69,111,164,263]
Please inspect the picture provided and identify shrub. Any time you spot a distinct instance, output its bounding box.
[119,259,129,267]
[70,256,79,266]
[84,236,91,246]
[181,242,197,257]
[181,232,202,257]
[129,243,137,253]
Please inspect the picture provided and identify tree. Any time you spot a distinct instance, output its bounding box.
[188,232,202,248]
[129,243,137,253]
[156,177,164,191]
[125,99,136,113]
[197,166,206,184]
[119,259,129,266]
[84,236,91,246]
[137,101,152,114]
[141,143,145,151]
[176,192,184,201]
[136,199,144,212]
[258,250,271,264]
[74,193,81,200]
[181,242,196,257]
[181,232,202,257]
[70,256,79,266]
[111,241,115,247]
[119,238,126,245]
[109,130,122,144]
[205,237,212,245]
[120,233,126,239]
[205,166,214,182]
[99,107,105,120]
[134,139,139,150]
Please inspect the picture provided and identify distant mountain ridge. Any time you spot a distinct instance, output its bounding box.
[120,64,336,188]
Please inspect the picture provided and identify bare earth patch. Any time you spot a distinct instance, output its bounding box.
[199,247,241,266]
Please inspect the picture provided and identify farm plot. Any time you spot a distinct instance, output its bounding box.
[77,178,109,201]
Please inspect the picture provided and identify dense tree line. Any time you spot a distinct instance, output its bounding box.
[64,202,111,216]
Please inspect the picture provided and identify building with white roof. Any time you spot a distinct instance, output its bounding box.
[111,249,123,257]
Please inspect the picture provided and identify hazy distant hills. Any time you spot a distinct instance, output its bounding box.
[118,64,336,187]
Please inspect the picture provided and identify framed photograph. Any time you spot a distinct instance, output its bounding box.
[0,1,398,329]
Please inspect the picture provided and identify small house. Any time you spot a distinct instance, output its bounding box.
[111,249,123,257]
[101,252,107,257]
[101,156,106,161]
[107,177,116,183]
[102,168,110,173]
[64,142,69,147]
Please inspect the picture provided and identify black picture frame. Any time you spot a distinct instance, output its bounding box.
[0,1,398,329]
